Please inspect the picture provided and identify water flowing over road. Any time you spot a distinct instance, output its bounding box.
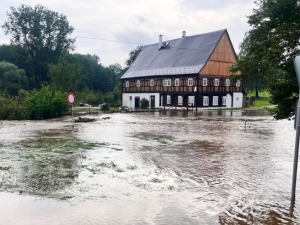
[0,110,299,224]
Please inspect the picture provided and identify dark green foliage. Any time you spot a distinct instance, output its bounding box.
[101,103,110,112]
[0,61,28,95]
[26,86,68,119]
[49,55,87,93]
[0,90,30,120]
[140,98,149,109]
[0,45,34,88]
[233,0,300,119]
[2,4,75,89]
[124,45,143,72]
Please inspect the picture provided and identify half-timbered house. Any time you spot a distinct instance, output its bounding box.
[120,29,243,109]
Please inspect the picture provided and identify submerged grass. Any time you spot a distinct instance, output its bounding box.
[111,147,123,151]
[24,154,35,159]
[98,161,117,168]
[158,140,167,145]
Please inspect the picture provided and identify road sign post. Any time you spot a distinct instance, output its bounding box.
[67,93,75,123]
[291,56,300,203]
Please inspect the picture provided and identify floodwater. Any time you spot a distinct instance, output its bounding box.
[0,110,299,224]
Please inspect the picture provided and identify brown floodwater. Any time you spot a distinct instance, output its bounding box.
[0,110,299,224]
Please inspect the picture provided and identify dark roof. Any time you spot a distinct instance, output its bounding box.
[121,29,226,79]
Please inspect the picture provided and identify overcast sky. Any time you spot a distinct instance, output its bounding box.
[0,0,256,67]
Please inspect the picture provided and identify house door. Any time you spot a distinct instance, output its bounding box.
[150,96,155,108]
[135,97,140,108]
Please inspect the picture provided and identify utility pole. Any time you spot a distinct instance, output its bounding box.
[291,56,300,203]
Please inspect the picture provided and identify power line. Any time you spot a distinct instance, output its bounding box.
[72,35,212,53]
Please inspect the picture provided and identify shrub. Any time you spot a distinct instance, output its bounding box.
[140,98,149,109]
[26,86,68,119]
[101,103,110,112]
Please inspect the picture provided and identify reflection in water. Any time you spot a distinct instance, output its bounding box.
[0,110,299,224]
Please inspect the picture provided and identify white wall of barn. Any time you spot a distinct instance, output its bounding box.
[233,92,243,108]
[122,93,160,108]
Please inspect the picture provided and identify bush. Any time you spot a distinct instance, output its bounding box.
[26,86,68,119]
[101,103,110,112]
[140,98,149,109]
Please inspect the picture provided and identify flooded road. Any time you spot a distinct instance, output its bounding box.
[0,110,299,224]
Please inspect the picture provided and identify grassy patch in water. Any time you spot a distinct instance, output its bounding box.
[158,140,167,144]
[24,153,35,159]
[98,161,117,168]
[115,168,125,173]
[111,147,123,151]
[149,178,163,183]
[127,165,137,170]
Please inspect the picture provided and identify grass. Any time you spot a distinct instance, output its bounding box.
[247,90,272,107]
[98,161,117,168]
[115,168,125,173]
[158,140,167,144]
[111,147,123,151]
[24,153,35,159]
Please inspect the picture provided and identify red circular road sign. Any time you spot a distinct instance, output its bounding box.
[67,93,75,105]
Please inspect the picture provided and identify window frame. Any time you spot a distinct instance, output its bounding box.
[213,96,218,106]
[125,81,129,88]
[203,96,209,106]
[175,79,180,87]
[236,80,241,87]
[167,95,171,104]
[188,78,193,87]
[188,96,195,105]
[167,79,172,86]
[203,78,207,86]
[137,80,140,87]
[214,79,219,86]
[178,96,183,105]
[226,79,230,87]
[150,79,154,87]
[222,96,227,105]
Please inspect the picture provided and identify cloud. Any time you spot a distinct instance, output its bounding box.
[0,0,256,67]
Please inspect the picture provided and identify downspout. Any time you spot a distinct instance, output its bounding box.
[196,75,199,112]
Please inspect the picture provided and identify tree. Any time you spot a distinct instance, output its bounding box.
[48,55,87,93]
[0,61,28,95]
[230,32,268,98]
[124,45,143,72]
[235,0,300,119]
[2,4,75,89]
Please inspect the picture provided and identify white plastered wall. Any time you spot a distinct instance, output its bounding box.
[226,94,232,108]
[233,92,243,108]
[122,93,160,108]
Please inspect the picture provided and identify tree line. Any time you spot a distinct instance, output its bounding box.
[0,4,141,119]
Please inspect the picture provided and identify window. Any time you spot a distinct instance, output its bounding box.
[150,79,154,87]
[167,79,171,86]
[213,96,218,106]
[203,78,207,86]
[167,95,171,104]
[236,80,241,87]
[163,79,171,86]
[126,81,129,88]
[188,96,195,105]
[222,96,227,105]
[203,96,209,106]
[214,79,219,86]
[178,96,183,105]
[137,80,140,87]
[226,79,230,87]
[129,96,132,100]
[175,79,180,86]
[188,78,193,86]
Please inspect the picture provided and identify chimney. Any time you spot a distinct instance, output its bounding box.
[159,34,162,49]
[182,31,186,38]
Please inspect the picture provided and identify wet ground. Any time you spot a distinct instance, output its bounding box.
[0,109,299,224]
